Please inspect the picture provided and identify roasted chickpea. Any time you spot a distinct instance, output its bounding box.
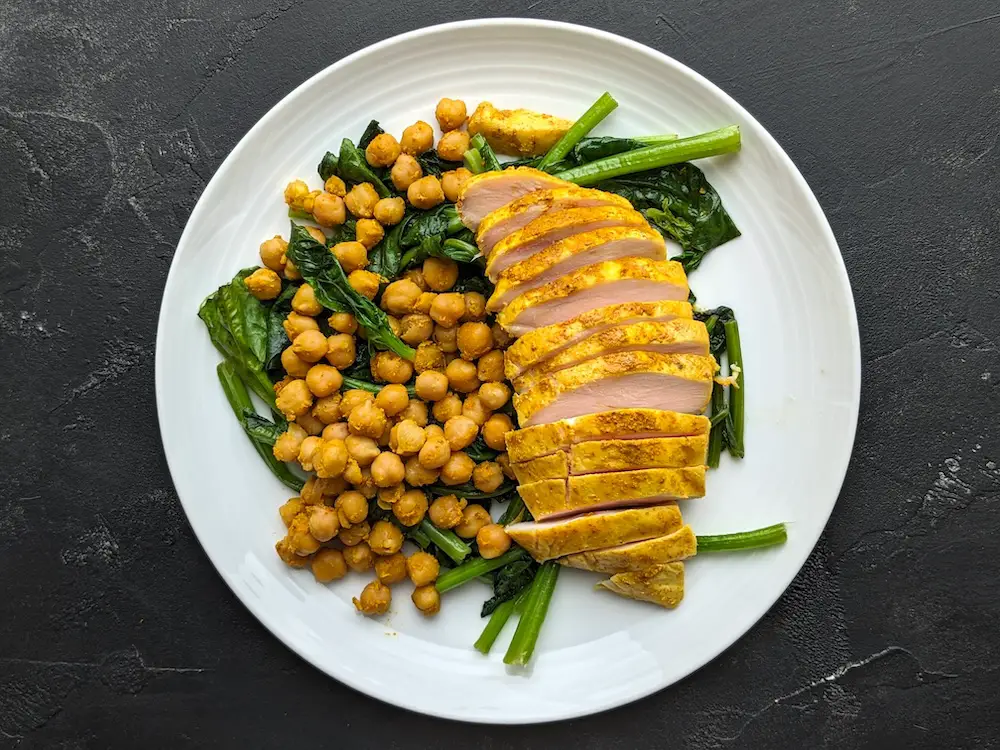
[440,451,475,486]
[289,283,321,316]
[437,129,470,162]
[401,120,434,155]
[445,358,480,393]
[345,435,380,468]
[406,550,440,586]
[280,346,311,378]
[497,451,515,479]
[312,548,348,583]
[312,393,342,424]
[477,351,505,383]
[473,461,504,494]
[443,416,478,452]
[482,413,514,451]
[374,552,407,585]
[283,258,302,281]
[305,364,343,398]
[329,312,358,335]
[430,293,466,328]
[369,384,405,417]
[432,392,463,423]
[462,394,491,426]
[275,537,309,568]
[370,451,405,487]
[365,133,401,167]
[478,381,510,411]
[344,542,374,572]
[392,419,426,456]
[477,524,512,559]
[307,505,340,542]
[418,435,451,470]
[492,322,513,349]
[287,513,322,557]
[372,351,414,385]
[339,520,370,546]
[435,97,467,131]
[296,411,325,436]
[297,435,323,471]
[393,488,428,526]
[462,291,487,321]
[335,490,369,527]
[441,167,472,202]
[407,175,444,210]
[412,585,441,616]
[305,225,327,244]
[324,175,346,196]
[348,270,381,300]
[373,196,405,226]
[413,342,446,373]
[368,520,404,556]
[455,503,492,539]
[390,153,423,191]
[398,399,429,427]
[278,497,305,526]
[423,257,459,292]
[381,279,423,315]
[345,182,379,218]
[399,313,434,346]
[404,456,439,486]
[332,240,368,272]
[315,438,348,479]
[414,370,448,402]
[292,329,329,363]
[283,311,319,340]
[355,218,384,249]
[301,475,339,505]
[343,457,363,486]
[244,268,281,301]
[260,235,288,272]
[433,324,458,353]
[413,291,436,314]
[428,494,465,529]
[348,400,387,439]
[321,422,350,442]
[354,580,391,616]
[457,322,493,360]
[276,379,313,420]
[386,314,403,338]
[403,268,428,290]
[325,333,356,369]
[313,191,347,227]
[284,179,311,210]
[339,389,374,419]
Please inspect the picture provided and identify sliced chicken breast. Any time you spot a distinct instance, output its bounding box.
[497,258,689,337]
[505,409,711,463]
[485,205,649,281]
[511,435,709,484]
[504,300,693,381]
[476,187,633,258]
[512,319,710,390]
[517,467,706,519]
[505,504,682,561]
[456,167,569,230]
[467,102,573,157]
[560,525,698,573]
[487,226,666,312]
[513,351,717,427]
[598,562,685,608]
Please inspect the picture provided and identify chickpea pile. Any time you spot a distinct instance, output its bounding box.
[267,98,516,620]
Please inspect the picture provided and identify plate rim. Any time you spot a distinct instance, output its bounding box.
[155,17,861,724]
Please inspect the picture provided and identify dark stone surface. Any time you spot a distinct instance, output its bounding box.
[1,0,998,746]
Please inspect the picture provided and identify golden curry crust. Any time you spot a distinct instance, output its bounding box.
[467,101,573,156]
[560,525,698,573]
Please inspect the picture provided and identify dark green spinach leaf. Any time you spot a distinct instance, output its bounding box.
[416,152,464,177]
[317,151,339,181]
[368,222,404,279]
[358,120,384,150]
[265,283,297,372]
[481,548,537,617]
[337,138,390,197]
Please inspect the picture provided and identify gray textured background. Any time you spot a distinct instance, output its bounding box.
[2,0,998,747]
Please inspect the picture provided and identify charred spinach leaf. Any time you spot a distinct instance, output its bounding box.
[481,548,538,617]
[337,138,390,197]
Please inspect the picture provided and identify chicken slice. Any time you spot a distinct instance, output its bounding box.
[505,504,682,561]
[517,467,706,519]
[511,435,709,484]
[560,525,698,573]
[505,409,711,463]
[504,300,693,381]
[598,562,685,609]
[487,226,666,312]
[476,187,634,258]
[485,205,649,281]
[467,101,573,157]
[497,258,689,337]
[513,351,717,427]
[512,319,710,391]
[457,168,572,230]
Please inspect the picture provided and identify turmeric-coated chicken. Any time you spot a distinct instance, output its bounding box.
[467,101,573,157]
[559,525,698,573]
[598,562,686,608]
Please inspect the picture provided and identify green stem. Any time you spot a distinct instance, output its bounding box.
[468,133,502,172]
[435,548,525,593]
[554,125,741,185]
[706,382,726,469]
[446,214,466,236]
[635,134,679,145]
[217,363,304,492]
[463,148,486,175]
[407,525,431,549]
[418,519,470,565]
[710,407,730,427]
[697,523,786,552]
[503,561,560,666]
[724,319,745,458]
[442,238,480,262]
[474,587,530,655]
[498,494,526,526]
[287,208,313,221]
[538,92,618,172]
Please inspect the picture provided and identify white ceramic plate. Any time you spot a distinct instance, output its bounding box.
[156,19,860,723]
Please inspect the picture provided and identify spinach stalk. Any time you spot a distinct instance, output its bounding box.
[435,548,526,593]
[503,562,560,666]
[417,519,470,564]
[706,383,726,468]
[697,523,786,552]
[724,319,745,458]
[555,125,741,185]
[537,91,618,172]
[474,587,530,655]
